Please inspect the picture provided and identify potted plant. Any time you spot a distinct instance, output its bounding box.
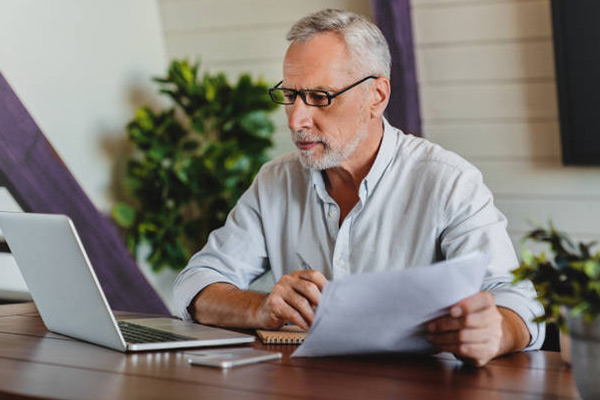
[512,223,600,399]
[112,59,277,273]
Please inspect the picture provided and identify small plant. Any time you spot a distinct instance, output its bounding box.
[512,223,600,331]
[112,59,277,272]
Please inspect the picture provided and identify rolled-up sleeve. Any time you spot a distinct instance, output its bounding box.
[440,167,545,351]
[173,174,269,320]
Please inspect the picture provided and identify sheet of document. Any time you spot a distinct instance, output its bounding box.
[292,252,489,357]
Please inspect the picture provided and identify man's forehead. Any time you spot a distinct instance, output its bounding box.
[282,32,356,88]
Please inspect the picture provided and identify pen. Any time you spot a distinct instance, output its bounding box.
[295,252,313,271]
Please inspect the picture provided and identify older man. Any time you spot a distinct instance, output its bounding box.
[174,9,544,366]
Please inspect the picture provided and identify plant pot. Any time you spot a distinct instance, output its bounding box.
[567,314,600,400]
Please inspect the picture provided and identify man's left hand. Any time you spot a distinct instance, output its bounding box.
[426,291,505,367]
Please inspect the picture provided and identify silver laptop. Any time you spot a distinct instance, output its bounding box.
[0,211,254,352]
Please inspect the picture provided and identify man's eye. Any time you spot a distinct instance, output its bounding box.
[283,91,296,102]
[307,92,328,104]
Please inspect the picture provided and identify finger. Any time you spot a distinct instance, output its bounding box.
[296,270,328,291]
[291,278,323,307]
[280,304,311,330]
[263,293,311,330]
[427,316,462,333]
[281,290,316,327]
[435,343,496,367]
[450,291,495,318]
[431,309,496,333]
[427,328,491,346]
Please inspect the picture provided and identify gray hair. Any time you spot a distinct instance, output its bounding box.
[286,9,391,79]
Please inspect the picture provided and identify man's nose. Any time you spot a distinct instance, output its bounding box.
[287,96,314,132]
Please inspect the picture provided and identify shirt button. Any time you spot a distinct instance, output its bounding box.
[328,209,338,218]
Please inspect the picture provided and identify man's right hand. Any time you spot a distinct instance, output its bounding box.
[258,270,327,330]
[190,270,327,330]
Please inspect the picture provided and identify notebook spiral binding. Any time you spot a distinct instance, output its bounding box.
[263,336,305,345]
[256,328,308,345]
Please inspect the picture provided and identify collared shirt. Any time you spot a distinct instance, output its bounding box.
[173,119,545,350]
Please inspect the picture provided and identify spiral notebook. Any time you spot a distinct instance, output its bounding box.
[256,325,308,345]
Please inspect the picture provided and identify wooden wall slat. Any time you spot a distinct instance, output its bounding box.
[477,160,600,197]
[161,0,372,32]
[417,40,555,83]
[413,1,552,45]
[498,197,600,236]
[421,82,558,121]
[424,121,560,159]
[165,27,288,63]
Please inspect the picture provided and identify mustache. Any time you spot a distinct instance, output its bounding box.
[292,130,326,145]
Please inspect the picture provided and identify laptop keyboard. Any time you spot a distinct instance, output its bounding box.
[118,321,195,344]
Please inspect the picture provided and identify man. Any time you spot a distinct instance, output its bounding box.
[174,9,544,366]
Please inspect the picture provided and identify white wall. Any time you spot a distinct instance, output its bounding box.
[411,0,600,247]
[0,0,167,212]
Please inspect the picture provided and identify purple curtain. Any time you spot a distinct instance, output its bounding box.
[0,70,169,315]
[372,0,422,136]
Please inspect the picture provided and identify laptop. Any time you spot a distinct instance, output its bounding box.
[0,211,255,352]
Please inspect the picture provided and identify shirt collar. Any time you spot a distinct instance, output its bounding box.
[360,117,398,200]
[310,117,399,202]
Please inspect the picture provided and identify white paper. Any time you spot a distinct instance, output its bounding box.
[292,252,489,357]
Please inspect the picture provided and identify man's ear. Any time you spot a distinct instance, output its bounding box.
[370,77,391,118]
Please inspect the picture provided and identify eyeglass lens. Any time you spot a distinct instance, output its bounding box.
[270,89,330,106]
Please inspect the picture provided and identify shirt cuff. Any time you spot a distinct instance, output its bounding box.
[493,291,546,351]
[172,267,236,321]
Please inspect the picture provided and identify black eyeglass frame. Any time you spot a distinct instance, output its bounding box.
[268,75,378,107]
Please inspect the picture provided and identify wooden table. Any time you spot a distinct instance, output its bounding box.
[0,303,579,399]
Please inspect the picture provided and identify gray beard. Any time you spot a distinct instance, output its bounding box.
[294,129,366,170]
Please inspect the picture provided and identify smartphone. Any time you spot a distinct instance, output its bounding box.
[186,348,282,369]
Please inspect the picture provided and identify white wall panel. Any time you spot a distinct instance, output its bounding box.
[421,82,558,121]
[205,62,283,82]
[497,197,600,236]
[477,160,600,197]
[418,40,555,83]
[166,27,288,63]
[161,0,371,31]
[414,0,552,45]
[424,120,560,159]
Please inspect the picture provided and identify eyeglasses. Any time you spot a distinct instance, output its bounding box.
[268,76,377,107]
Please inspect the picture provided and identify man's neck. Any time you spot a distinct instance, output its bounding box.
[323,119,384,223]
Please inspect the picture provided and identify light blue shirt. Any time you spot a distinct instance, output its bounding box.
[174,119,545,350]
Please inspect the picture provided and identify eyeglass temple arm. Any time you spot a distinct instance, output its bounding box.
[329,76,378,100]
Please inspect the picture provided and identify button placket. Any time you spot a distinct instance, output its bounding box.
[332,216,352,280]
[328,208,338,219]
[325,203,339,238]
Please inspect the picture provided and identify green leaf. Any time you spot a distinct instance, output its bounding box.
[112,204,136,228]
[583,260,600,279]
[239,110,274,139]
[206,81,216,101]
[135,108,154,131]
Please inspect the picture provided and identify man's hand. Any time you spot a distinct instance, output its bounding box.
[190,270,327,330]
[258,270,327,330]
[426,291,529,367]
